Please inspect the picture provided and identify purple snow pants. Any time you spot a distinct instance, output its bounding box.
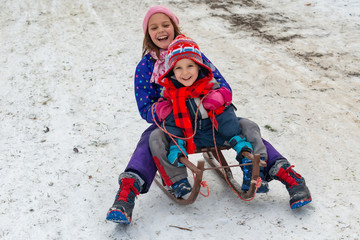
[262,138,285,174]
[125,124,284,194]
[124,124,158,193]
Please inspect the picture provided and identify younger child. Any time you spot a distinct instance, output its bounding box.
[153,35,268,198]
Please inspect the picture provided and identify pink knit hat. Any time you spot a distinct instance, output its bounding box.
[142,5,179,34]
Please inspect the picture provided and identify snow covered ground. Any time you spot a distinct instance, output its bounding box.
[1,0,359,239]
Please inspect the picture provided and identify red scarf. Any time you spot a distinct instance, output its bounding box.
[163,77,213,154]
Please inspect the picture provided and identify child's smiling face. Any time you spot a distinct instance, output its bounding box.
[173,58,200,87]
[148,13,175,50]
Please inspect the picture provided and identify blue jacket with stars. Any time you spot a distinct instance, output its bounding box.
[134,52,232,123]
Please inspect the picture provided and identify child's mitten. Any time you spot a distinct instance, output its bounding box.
[155,99,172,121]
[202,87,232,110]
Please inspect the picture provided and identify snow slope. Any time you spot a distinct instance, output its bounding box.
[0,0,359,239]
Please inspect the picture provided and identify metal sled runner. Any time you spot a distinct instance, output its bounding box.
[154,146,266,205]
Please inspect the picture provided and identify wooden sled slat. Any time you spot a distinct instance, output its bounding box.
[154,159,204,205]
[203,149,261,200]
[154,146,264,204]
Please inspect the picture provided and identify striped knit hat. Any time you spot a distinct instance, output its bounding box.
[159,35,212,83]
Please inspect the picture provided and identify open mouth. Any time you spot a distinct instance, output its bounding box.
[182,76,192,80]
[157,35,168,41]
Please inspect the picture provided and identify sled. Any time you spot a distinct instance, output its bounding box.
[154,146,266,205]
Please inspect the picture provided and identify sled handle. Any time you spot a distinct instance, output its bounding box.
[179,156,202,174]
[242,152,267,167]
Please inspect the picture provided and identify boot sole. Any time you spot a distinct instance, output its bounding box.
[290,198,312,209]
[106,209,131,224]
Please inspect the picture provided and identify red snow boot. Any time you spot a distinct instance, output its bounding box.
[269,159,312,209]
[106,175,140,224]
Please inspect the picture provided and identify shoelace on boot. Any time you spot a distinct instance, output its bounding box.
[286,165,303,179]
[276,165,302,188]
[117,178,140,202]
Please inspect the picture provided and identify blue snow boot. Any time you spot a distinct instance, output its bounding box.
[238,158,269,193]
[106,174,140,224]
[171,178,192,198]
[231,136,269,193]
[237,158,269,193]
[257,165,269,193]
[238,157,253,191]
[269,159,312,209]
